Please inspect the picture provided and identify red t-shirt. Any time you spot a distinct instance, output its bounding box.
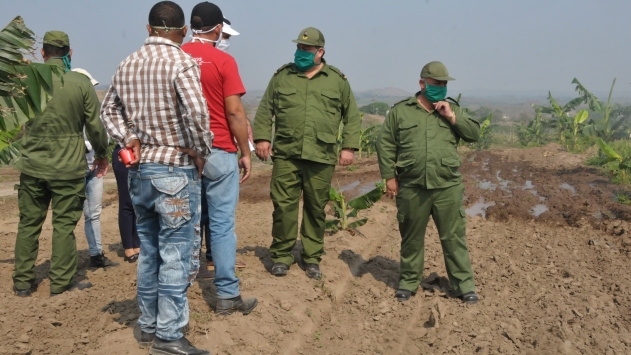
[181,41,246,152]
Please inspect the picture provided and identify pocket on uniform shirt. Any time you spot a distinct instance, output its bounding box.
[275,87,297,109]
[321,89,341,114]
[397,122,419,148]
[151,174,191,229]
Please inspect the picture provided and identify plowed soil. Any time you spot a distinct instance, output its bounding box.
[1,144,631,355]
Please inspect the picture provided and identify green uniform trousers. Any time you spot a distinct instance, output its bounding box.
[269,158,335,266]
[396,183,475,296]
[13,173,85,294]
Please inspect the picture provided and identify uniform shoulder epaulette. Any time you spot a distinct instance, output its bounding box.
[446,96,460,107]
[391,97,410,108]
[274,63,293,75]
[327,65,347,80]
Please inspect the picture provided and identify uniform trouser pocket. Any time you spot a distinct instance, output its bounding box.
[151,174,191,229]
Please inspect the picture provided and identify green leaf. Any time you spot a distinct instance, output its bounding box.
[347,186,383,211]
[0,137,21,166]
[563,97,584,112]
[572,78,603,112]
[348,218,368,229]
[574,110,589,124]
[597,138,622,161]
[346,209,357,218]
[332,203,344,218]
[325,219,340,232]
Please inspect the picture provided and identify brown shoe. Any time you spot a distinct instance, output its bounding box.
[196,268,215,279]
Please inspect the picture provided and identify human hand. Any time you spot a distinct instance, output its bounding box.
[255,141,273,161]
[125,139,141,168]
[338,149,355,166]
[238,153,251,184]
[177,147,205,178]
[92,157,109,178]
[385,178,399,198]
[433,101,456,125]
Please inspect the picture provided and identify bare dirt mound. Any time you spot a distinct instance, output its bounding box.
[0,147,630,354]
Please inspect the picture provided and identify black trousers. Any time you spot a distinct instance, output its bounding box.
[112,146,140,250]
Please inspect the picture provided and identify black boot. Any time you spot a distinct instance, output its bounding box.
[90,252,120,268]
[460,291,479,304]
[150,336,209,355]
[138,331,156,349]
[271,262,288,276]
[395,289,414,302]
[305,264,321,280]
[215,295,258,316]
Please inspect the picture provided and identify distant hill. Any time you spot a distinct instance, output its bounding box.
[354,87,411,106]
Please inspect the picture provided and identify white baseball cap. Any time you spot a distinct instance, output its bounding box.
[72,68,99,86]
[223,18,239,36]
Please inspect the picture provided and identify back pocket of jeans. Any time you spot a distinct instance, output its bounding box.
[151,174,191,229]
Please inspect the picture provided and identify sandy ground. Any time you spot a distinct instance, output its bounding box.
[1,145,631,354]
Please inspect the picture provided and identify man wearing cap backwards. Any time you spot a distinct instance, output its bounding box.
[253,27,361,280]
[376,61,480,304]
[181,1,258,317]
[12,31,109,297]
[100,2,212,354]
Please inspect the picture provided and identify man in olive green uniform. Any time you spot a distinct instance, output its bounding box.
[12,31,109,297]
[253,27,361,280]
[376,61,480,304]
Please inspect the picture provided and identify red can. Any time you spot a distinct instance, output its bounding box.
[119,147,135,165]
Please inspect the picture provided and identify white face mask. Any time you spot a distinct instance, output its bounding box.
[216,38,230,52]
[190,24,223,47]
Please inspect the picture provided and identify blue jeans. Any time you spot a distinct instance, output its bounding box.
[128,163,201,341]
[83,169,103,256]
[202,148,240,299]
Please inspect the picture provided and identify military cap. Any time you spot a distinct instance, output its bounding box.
[292,27,325,47]
[43,31,70,48]
[421,61,455,81]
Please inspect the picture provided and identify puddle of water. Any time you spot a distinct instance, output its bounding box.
[482,159,489,171]
[522,180,534,190]
[478,181,497,191]
[593,211,603,219]
[357,180,382,196]
[539,196,547,202]
[495,171,513,191]
[530,204,549,217]
[560,183,576,195]
[466,197,496,218]
[338,179,381,199]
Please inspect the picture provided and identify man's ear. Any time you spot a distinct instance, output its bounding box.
[182,25,188,38]
[40,48,45,59]
[419,79,425,91]
[146,24,154,36]
[69,49,73,59]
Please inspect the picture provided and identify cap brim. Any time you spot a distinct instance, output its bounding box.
[90,79,99,86]
[223,24,239,36]
[292,39,318,46]
[432,76,456,81]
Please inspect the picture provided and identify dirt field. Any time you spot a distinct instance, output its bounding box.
[1,144,631,354]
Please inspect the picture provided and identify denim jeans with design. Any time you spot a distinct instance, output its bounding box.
[83,169,103,256]
[202,148,240,299]
[128,163,201,341]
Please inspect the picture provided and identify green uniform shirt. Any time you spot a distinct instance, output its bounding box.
[15,59,108,180]
[253,61,361,165]
[376,93,480,189]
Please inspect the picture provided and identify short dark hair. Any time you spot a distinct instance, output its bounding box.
[43,44,70,58]
[148,1,185,28]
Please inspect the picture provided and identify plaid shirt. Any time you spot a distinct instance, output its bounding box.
[100,36,212,167]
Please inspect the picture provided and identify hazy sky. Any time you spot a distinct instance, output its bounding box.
[2,0,630,97]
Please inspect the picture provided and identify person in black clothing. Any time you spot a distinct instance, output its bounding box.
[112,144,140,262]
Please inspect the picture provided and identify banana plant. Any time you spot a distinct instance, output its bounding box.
[0,16,63,166]
[517,110,547,147]
[358,124,379,159]
[569,110,589,151]
[532,91,582,143]
[326,181,385,233]
[574,78,630,141]
[466,113,495,150]
[596,138,631,170]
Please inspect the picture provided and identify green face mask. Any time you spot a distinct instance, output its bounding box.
[424,84,447,103]
[54,52,72,72]
[294,49,317,72]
